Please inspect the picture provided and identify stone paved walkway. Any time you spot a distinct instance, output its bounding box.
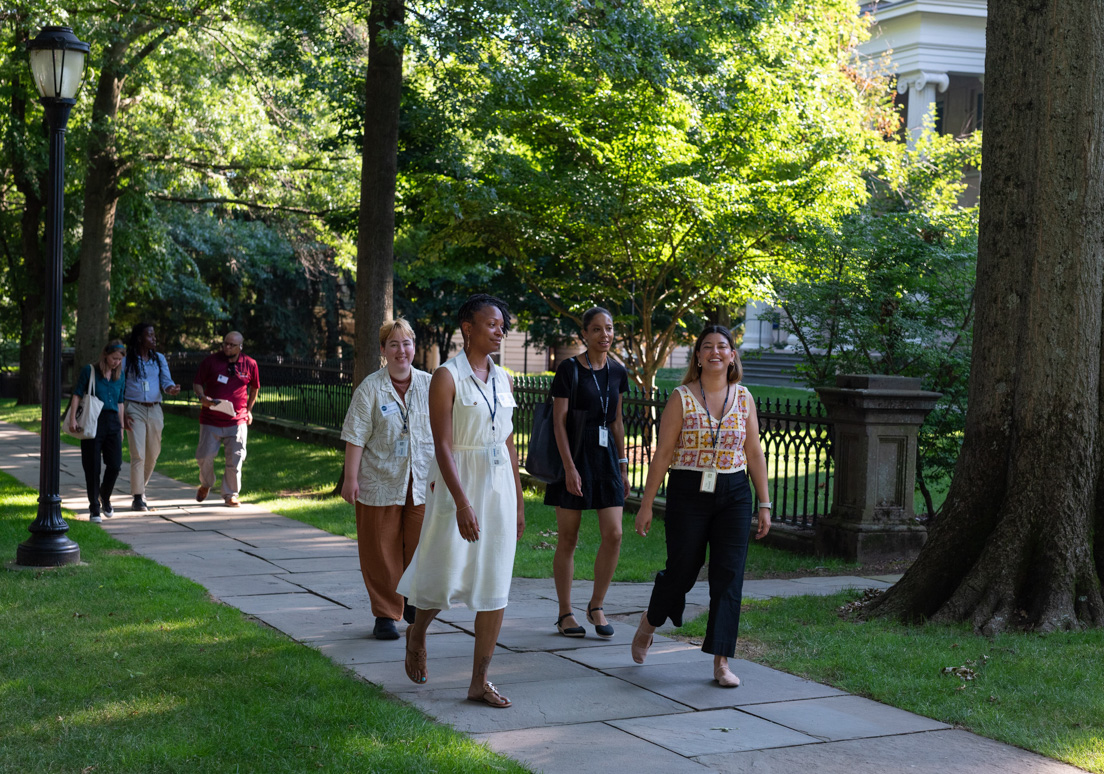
[0,421,1084,773]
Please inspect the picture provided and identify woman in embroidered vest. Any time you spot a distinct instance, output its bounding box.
[340,318,433,641]
[397,294,526,708]
[66,340,127,524]
[630,325,771,687]
[544,306,630,638]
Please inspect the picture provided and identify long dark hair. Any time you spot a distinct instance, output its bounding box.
[681,325,742,385]
[125,322,155,377]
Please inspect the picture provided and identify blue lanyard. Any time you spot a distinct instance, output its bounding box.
[583,352,610,427]
[699,381,731,450]
[470,370,498,433]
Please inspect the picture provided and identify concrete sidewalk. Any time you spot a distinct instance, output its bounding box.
[0,421,1082,773]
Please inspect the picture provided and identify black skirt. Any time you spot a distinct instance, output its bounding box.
[543,425,625,510]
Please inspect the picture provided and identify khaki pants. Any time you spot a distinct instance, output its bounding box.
[356,485,424,621]
[196,423,248,497]
[126,402,164,496]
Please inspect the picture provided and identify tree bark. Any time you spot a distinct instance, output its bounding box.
[353,0,404,386]
[73,40,127,368]
[866,0,1104,633]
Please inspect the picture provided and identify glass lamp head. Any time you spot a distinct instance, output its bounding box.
[26,26,90,101]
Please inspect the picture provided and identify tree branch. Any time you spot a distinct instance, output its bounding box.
[148,193,349,216]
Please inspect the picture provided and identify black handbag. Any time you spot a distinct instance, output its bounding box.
[526,359,586,483]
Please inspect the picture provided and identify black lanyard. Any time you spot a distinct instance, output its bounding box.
[699,381,732,450]
[583,352,611,426]
[391,388,410,435]
[470,369,498,434]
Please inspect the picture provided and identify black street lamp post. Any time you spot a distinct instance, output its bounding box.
[16,26,90,567]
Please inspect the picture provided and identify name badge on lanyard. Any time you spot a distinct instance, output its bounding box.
[598,426,609,447]
[701,469,717,493]
[395,436,409,458]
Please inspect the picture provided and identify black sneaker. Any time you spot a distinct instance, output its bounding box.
[132,495,149,512]
[403,599,417,625]
[89,511,102,524]
[101,499,114,519]
[373,617,400,640]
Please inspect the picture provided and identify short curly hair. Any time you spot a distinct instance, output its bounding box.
[457,294,511,334]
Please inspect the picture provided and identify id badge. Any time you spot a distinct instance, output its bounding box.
[492,446,504,466]
[598,426,609,447]
[700,469,717,493]
[217,374,229,384]
[141,379,149,393]
[395,436,409,458]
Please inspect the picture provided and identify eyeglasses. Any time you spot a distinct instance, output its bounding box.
[222,341,241,348]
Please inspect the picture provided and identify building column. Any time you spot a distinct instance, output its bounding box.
[898,70,949,146]
[741,300,774,350]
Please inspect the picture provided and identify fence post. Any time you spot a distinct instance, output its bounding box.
[814,374,941,562]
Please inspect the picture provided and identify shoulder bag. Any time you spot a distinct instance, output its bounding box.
[63,365,105,440]
[526,359,586,483]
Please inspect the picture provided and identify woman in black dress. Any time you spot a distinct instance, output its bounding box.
[545,307,630,638]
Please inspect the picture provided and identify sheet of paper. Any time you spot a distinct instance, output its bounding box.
[208,399,236,417]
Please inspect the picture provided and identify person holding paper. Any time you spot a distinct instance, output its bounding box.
[66,340,127,523]
[192,331,260,507]
[630,325,771,688]
[122,322,181,512]
[339,318,433,641]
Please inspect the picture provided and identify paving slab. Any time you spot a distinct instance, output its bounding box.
[97,516,196,535]
[247,606,372,642]
[198,573,305,598]
[739,695,949,741]
[698,728,1086,774]
[354,650,593,696]
[608,708,820,756]
[558,637,708,670]
[264,555,365,574]
[606,658,847,710]
[404,674,691,734]
[475,722,715,774]
[219,591,349,616]
[135,549,281,580]
[474,615,645,652]
[238,543,360,561]
[313,624,473,666]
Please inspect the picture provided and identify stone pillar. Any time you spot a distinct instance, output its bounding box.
[741,300,774,350]
[814,375,941,562]
[898,70,949,147]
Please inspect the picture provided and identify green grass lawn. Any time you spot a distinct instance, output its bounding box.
[0,473,527,773]
[675,592,1104,774]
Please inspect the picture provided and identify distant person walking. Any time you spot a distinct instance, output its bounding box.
[66,341,127,523]
[544,307,630,639]
[123,322,181,512]
[192,332,260,507]
[340,318,433,641]
[631,325,771,688]
[398,294,525,709]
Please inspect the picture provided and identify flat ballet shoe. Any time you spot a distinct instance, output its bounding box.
[714,664,741,688]
[631,617,654,664]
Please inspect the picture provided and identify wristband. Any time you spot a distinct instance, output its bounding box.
[758,502,772,510]
[618,458,629,464]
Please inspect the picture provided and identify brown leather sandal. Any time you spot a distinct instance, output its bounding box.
[466,681,512,708]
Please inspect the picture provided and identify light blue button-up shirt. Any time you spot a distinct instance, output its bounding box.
[123,352,175,403]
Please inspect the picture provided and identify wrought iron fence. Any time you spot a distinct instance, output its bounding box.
[166,355,832,527]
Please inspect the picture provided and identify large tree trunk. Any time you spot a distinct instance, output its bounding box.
[867,0,1104,634]
[353,0,404,386]
[73,43,126,368]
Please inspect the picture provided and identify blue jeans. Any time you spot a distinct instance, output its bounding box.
[645,468,753,657]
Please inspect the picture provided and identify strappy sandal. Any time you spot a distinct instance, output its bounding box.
[714,664,741,688]
[404,627,427,684]
[556,612,586,638]
[587,605,615,638]
[466,681,512,708]
[631,616,654,664]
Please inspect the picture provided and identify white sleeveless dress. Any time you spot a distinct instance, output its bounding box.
[397,354,519,611]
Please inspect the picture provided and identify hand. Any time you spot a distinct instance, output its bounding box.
[635,503,653,537]
[68,417,80,434]
[456,503,480,542]
[566,466,583,497]
[755,508,772,540]
[245,410,254,426]
[123,415,133,431]
[621,465,631,498]
[341,477,359,505]
[166,384,181,396]
[516,504,526,540]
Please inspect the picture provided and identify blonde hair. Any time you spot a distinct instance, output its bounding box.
[681,326,742,385]
[379,317,416,348]
[100,339,126,381]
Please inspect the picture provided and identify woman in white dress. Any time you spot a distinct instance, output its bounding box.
[397,294,526,708]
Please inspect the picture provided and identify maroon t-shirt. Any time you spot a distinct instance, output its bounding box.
[195,352,260,427]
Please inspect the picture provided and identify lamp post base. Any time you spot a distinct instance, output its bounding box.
[16,533,81,566]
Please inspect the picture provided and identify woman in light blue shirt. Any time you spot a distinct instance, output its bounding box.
[122,322,180,511]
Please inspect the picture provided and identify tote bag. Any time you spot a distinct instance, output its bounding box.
[63,364,104,440]
[526,360,585,483]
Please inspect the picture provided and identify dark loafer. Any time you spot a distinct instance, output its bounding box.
[373,617,399,640]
